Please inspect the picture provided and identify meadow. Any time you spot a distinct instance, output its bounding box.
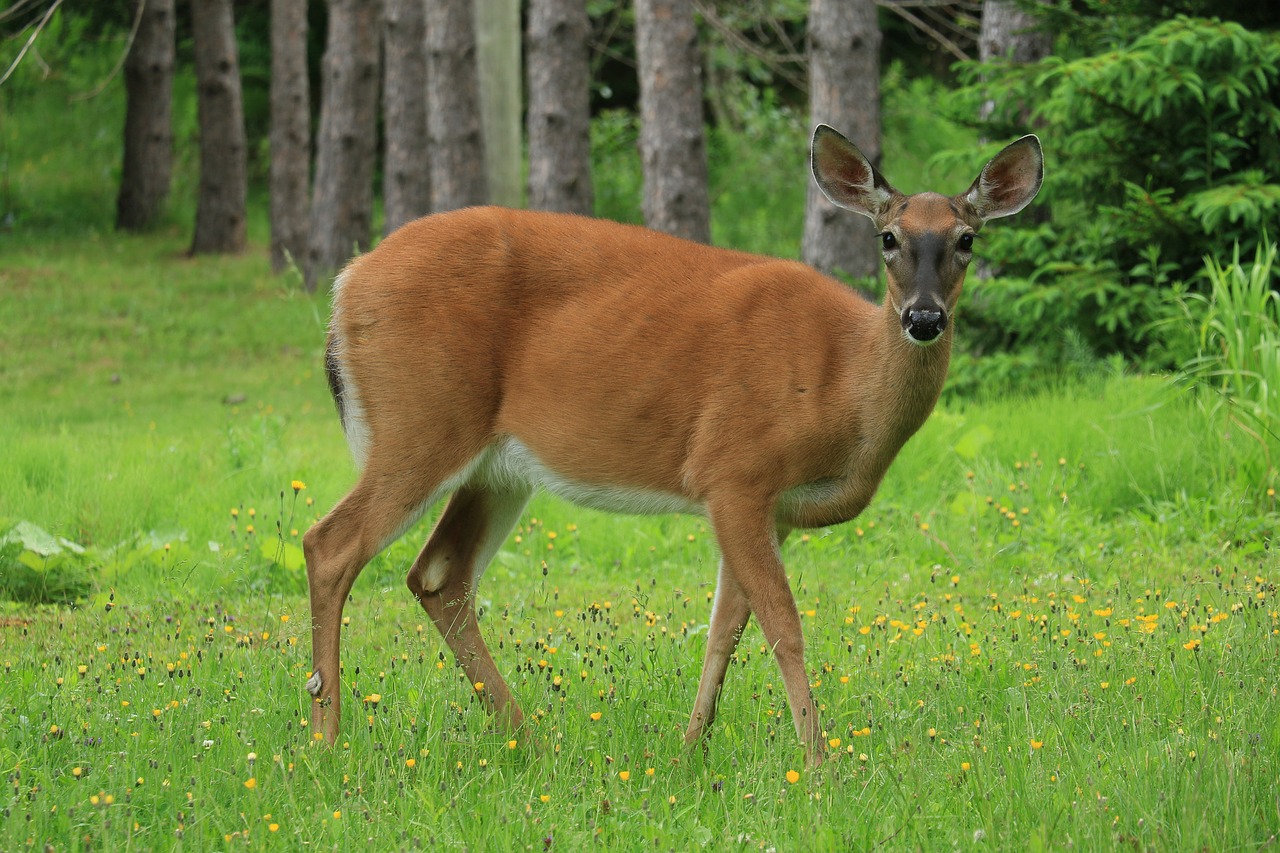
[2,57,1278,852]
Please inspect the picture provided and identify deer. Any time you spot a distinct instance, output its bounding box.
[302,125,1043,764]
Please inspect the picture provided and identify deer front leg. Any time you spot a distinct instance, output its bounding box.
[685,527,792,747]
[707,501,822,764]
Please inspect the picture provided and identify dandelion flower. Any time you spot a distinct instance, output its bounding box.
[590,711,602,721]
[961,762,971,772]
[785,770,800,784]
[1030,739,1044,750]
[618,771,630,781]
[292,480,306,492]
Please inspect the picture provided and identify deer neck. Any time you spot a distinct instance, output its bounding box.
[862,297,953,448]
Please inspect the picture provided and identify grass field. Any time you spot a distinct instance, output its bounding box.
[2,56,1278,852]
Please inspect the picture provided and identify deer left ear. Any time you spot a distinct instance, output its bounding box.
[964,135,1044,222]
[811,124,898,222]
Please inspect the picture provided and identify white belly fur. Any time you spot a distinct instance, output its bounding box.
[479,437,703,517]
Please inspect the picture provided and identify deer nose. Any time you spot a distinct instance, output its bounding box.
[902,306,947,344]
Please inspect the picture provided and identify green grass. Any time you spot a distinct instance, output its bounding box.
[3,43,1279,852]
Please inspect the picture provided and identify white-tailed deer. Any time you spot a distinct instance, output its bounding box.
[304,125,1043,763]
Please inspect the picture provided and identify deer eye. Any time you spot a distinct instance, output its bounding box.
[957,233,975,252]
[880,232,898,251]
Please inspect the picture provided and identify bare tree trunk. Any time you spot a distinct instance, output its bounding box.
[801,0,880,281]
[307,0,381,290]
[190,0,248,254]
[979,0,1051,122]
[117,0,175,232]
[526,0,593,215]
[635,0,710,243]
[382,0,429,233]
[476,0,522,208]
[270,0,311,271]
[427,0,487,212]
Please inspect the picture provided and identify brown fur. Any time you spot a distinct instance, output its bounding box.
[303,129,1043,764]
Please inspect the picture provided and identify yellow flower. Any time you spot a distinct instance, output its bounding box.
[785,769,800,784]
[244,778,257,789]
[333,810,341,820]
[618,771,630,781]
[960,762,971,772]
[507,740,518,750]
[590,711,602,721]
[292,480,306,492]
[268,824,279,833]
[539,794,550,803]
[405,759,416,768]
[1030,739,1044,750]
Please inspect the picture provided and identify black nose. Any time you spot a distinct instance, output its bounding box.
[903,307,947,343]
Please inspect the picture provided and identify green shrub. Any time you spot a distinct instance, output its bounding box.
[949,15,1280,370]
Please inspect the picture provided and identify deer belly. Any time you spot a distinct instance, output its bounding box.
[480,437,703,516]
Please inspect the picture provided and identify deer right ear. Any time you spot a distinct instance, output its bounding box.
[964,135,1044,222]
[811,124,896,222]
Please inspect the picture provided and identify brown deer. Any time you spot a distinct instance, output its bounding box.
[303,125,1043,763]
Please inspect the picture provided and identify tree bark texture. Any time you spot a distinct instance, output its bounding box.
[476,0,523,208]
[382,0,430,234]
[269,0,311,271]
[427,0,488,212]
[635,0,710,244]
[116,0,175,232]
[978,0,1051,123]
[308,0,381,290]
[525,0,593,215]
[190,0,248,254]
[801,0,881,281]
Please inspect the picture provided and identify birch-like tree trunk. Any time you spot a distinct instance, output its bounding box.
[979,0,1051,122]
[801,0,880,281]
[269,0,311,271]
[190,0,248,254]
[427,0,487,212]
[117,0,175,232]
[476,0,522,208]
[635,0,710,243]
[526,0,593,215]
[307,0,381,290]
[382,0,430,233]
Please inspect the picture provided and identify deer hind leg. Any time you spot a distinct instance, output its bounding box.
[406,482,532,731]
[304,447,485,745]
[684,527,791,748]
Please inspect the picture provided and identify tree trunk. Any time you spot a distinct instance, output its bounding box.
[307,0,381,290]
[382,0,429,234]
[270,0,311,271]
[116,0,175,232]
[525,0,593,215]
[635,0,710,243]
[190,0,248,254]
[978,0,1051,122]
[427,0,487,212]
[801,0,880,281]
[476,0,523,208]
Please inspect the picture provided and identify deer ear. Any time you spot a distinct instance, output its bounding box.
[811,124,896,222]
[964,135,1044,221]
